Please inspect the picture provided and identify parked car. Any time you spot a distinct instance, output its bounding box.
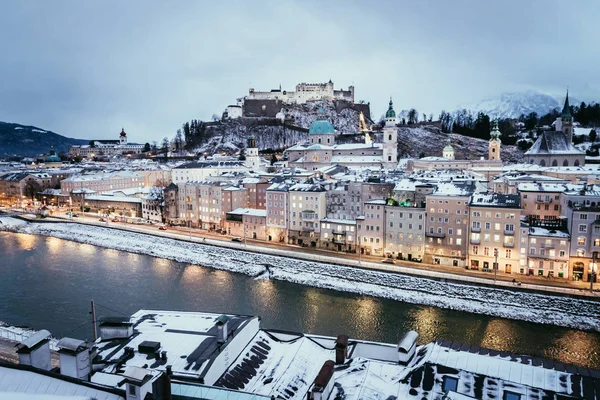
[112,218,120,222]
[159,225,167,230]
[71,213,79,217]
[482,267,492,272]
[413,257,423,263]
[231,237,243,242]
[381,259,395,265]
[99,218,106,222]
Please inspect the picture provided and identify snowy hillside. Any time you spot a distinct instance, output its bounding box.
[461,90,567,119]
[195,100,363,154]
[397,125,524,163]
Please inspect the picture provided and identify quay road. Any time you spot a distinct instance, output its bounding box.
[5,208,600,299]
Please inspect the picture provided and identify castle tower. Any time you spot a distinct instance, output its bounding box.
[382,97,398,169]
[561,90,573,143]
[443,139,455,160]
[246,134,260,171]
[489,120,502,161]
[119,128,127,145]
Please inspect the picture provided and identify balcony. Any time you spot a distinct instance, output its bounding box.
[544,243,555,249]
[535,198,552,204]
[471,226,481,233]
[470,239,481,245]
[503,242,514,248]
[302,226,315,232]
[426,232,446,238]
[504,230,515,236]
[332,237,346,244]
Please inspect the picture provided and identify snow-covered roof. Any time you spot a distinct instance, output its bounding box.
[320,218,356,225]
[95,310,258,381]
[0,364,124,400]
[330,155,382,164]
[85,195,142,203]
[525,131,584,155]
[517,183,568,193]
[228,208,268,217]
[333,143,383,150]
[528,227,570,238]
[470,193,521,208]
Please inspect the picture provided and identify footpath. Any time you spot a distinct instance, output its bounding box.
[7,211,600,300]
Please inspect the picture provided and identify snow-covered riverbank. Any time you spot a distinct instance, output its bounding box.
[1,217,599,332]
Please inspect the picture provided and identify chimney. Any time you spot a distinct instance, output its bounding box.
[161,350,167,361]
[98,319,133,340]
[308,360,335,400]
[397,330,419,365]
[334,335,349,365]
[215,315,229,344]
[57,337,91,380]
[16,329,52,371]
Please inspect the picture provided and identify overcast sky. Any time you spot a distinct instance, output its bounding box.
[1,0,599,143]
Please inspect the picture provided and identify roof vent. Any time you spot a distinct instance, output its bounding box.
[138,341,161,354]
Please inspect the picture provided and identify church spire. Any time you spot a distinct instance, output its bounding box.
[561,89,571,117]
[385,97,396,119]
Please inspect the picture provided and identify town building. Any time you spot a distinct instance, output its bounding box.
[468,193,522,274]
[526,226,570,278]
[60,171,144,195]
[424,183,477,267]
[265,181,293,243]
[319,218,357,252]
[225,208,268,240]
[561,184,600,281]
[357,199,387,256]
[172,160,248,184]
[517,182,566,222]
[384,202,426,261]
[287,182,328,246]
[382,98,398,169]
[68,128,145,159]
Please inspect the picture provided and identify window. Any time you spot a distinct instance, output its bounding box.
[504,392,521,400]
[579,224,587,233]
[128,385,137,397]
[485,222,491,230]
[484,247,490,256]
[442,376,458,392]
[578,237,586,246]
[505,224,514,232]
[506,249,512,258]
[581,213,588,220]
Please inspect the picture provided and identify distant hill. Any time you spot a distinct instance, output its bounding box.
[0,122,89,157]
[396,125,524,163]
[459,90,577,119]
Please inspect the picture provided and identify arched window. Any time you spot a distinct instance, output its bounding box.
[574,159,580,166]
[318,138,322,144]
[388,134,392,141]
[530,159,534,164]
[563,160,569,166]
[540,160,546,167]
[552,159,558,166]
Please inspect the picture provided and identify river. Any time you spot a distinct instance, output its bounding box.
[1,231,599,369]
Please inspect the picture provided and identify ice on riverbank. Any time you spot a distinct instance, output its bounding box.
[1,217,599,332]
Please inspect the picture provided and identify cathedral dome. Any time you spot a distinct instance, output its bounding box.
[308,115,335,135]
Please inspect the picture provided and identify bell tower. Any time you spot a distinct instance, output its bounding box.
[246,134,260,171]
[489,120,502,161]
[561,90,573,143]
[382,97,398,170]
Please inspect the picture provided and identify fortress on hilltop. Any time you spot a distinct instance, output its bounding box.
[246,80,354,104]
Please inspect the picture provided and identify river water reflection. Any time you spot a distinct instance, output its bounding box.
[1,232,599,369]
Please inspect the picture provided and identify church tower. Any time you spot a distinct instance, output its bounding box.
[561,90,574,143]
[119,128,127,145]
[382,98,398,170]
[489,120,502,161]
[246,134,260,171]
[443,139,455,160]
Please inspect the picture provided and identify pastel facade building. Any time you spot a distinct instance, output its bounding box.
[468,193,522,274]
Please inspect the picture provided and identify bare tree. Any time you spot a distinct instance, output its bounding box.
[408,109,419,124]
[24,179,42,200]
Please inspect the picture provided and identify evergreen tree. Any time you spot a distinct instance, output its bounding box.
[590,129,597,143]
[143,143,151,152]
[239,148,246,161]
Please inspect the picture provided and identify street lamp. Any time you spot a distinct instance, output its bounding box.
[494,248,499,283]
[591,251,598,292]
[357,235,361,265]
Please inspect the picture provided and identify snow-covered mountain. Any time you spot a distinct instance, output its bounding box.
[460,91,569,119]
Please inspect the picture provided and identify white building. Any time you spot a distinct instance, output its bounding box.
[245,80,354,104]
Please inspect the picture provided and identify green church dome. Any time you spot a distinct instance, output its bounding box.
[385,97,396,119]
[309,111,335,135]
